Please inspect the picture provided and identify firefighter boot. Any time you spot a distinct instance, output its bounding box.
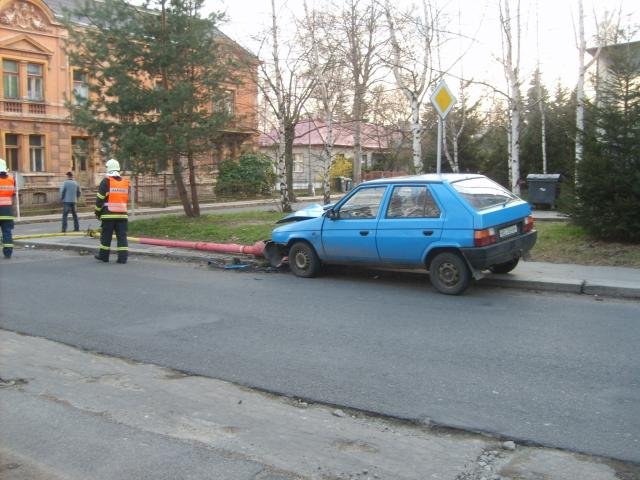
[95,250,109,262]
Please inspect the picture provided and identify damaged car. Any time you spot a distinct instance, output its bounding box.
[265,174,537,295]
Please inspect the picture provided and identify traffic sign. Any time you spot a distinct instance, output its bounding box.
[430,81,456,118]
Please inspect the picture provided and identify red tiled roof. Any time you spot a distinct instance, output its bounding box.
[259,119,397,150]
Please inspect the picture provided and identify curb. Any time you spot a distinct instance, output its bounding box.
[15,239,640,300]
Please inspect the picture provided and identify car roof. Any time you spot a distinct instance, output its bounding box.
[361,173,485,186]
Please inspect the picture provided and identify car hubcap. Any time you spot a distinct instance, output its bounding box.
[438,261,459,287]
[294,251,309,270]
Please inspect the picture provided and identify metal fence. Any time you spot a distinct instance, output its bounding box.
[16,173,219,212]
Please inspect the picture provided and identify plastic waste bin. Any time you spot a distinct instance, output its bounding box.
[526,174,562,209]
[333,176,345,192]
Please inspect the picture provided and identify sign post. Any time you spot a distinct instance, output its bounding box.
[430,80,456,175]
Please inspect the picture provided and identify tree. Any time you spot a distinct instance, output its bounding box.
[301,3,345,205]
[64,0,232,217]
[498,0,523,195]
[521,69,551,177]
[384,0,437,173]
[258,0,316,212]
[335,0,385,185]
[574,37,640,241]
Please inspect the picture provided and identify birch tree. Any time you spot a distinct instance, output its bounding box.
[302,3,345,205]
[573,0,621,186]
[384,0,436,174]
[258,0,316,212]
[499,0,523,194]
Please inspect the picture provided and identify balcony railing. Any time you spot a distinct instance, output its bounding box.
[1,100,47,115]
[2,100,22,113]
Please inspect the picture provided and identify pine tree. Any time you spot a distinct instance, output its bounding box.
[575,40,640,241]
[64,0,233,217]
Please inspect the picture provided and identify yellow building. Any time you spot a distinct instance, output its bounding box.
[0,0,258,206]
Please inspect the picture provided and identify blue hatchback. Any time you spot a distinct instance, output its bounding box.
[266,174,537,294]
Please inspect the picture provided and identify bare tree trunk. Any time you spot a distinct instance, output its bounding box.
[500,0,522,195]
[341,0,383,186]
[271,0,290,212]
[575,0,603,187]
[303,2,339,205]
[173,158,194,217]
[384,0,433,174]
[538,84,548,174]
[352,92,363,184]
[187,151,199,216]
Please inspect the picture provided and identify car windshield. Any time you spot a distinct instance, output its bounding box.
[451,177,518,211]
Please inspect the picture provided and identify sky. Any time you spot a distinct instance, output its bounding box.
[205,0,639,98]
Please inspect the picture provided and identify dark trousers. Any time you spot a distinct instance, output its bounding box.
[62,202,79,232]
[97,219,128,262]
[1,219,13,258]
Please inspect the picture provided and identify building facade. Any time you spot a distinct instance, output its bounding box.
[0,0,258,207]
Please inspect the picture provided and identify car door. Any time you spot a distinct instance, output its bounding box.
[376,185,444,267]
[321,185,387,262]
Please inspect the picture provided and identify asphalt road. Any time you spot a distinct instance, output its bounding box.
[1,249,639,463]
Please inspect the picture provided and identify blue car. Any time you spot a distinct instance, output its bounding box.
[266,174,537,295]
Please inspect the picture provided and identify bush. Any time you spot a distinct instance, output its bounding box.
[215,153,276,198]
[329,154,353,179]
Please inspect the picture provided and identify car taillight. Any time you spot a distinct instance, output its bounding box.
[523,215,534,233]
[474,227,497,247]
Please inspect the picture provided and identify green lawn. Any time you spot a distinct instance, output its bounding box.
[128,210,283,244]
[530,222,640,267]
[128,212,640,268]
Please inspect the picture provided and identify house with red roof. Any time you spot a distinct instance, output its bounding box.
[258,119,399,190]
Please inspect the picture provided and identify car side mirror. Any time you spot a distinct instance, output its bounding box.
[327,208,338,220]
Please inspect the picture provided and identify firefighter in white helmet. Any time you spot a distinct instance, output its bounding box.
[94,159,129,263]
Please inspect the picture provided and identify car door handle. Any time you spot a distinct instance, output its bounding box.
[423,230,434,236]
[359,231,369,236]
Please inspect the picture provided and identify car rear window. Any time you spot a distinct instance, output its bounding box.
[451,177,518,210]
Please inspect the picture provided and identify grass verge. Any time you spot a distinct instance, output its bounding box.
[128,212,640,268]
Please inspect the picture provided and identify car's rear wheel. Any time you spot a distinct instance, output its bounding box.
[288,241,321,278]
[429,252,471,295]
[489,258,519,274]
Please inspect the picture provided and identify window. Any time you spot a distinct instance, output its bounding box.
[27,63,43,101]
[451,177,517,211]
[72,138,88,171]
[386,186,441,218]
[29,135,44,171]
[3,60,19,99]
[5,134,19,171]
[215,89,235,116]
[338,186,386,219]
[72,70,88,103]
[293,153,304,173]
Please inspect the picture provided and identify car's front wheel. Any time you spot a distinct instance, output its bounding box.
[489,258,519,274]
[288,241,321,278]
[429,252,471,295]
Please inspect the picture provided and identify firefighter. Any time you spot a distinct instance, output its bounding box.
[95,159,129,264]
[0,158,16,259]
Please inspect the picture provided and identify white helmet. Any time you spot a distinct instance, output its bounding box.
[105,158,120,173]
[0,158,7,173]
